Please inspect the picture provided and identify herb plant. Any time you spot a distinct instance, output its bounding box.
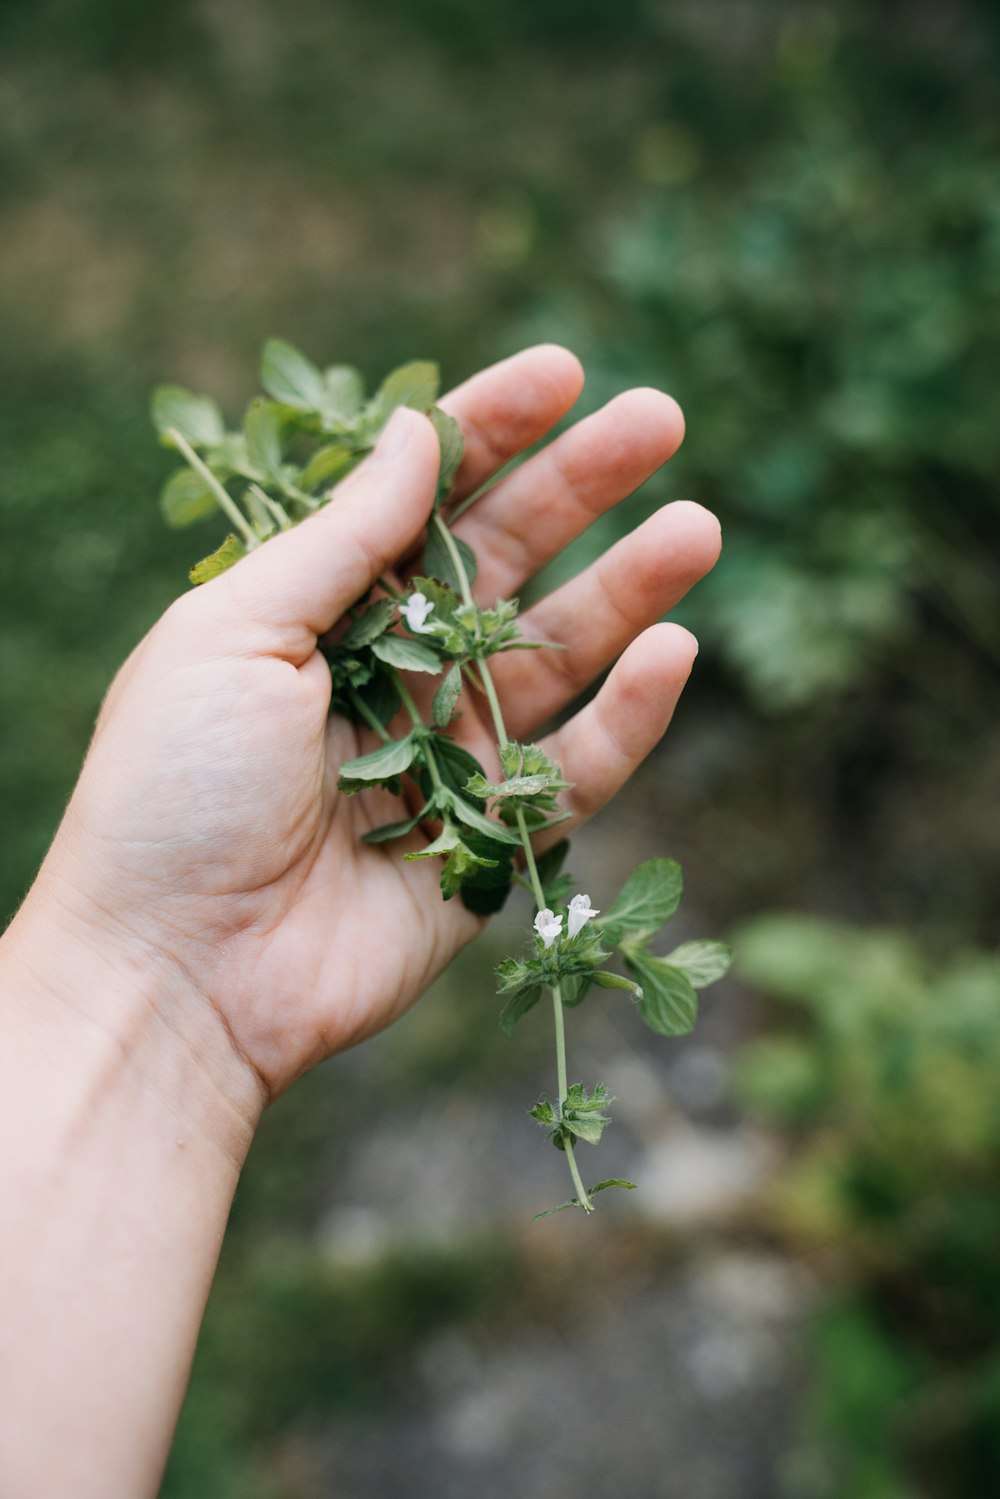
[151,339,731,1216]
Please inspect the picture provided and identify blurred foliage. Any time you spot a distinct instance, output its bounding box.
[3,0,1000,1494]
[738,916,1000,1496]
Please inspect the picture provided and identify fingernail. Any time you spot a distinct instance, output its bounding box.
[372,406,414,465]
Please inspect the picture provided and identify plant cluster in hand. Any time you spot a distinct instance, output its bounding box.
[151,339,731,1216]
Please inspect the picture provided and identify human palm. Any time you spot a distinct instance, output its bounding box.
[47,346,720,1097]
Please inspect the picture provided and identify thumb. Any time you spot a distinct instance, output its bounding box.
[201,406,441,657]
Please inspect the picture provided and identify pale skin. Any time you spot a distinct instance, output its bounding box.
[0,345,721,1495]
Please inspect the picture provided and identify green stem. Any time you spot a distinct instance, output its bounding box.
[390,668,444,793]
[347,687,391,743]
[167,428,257,547]
[436,514,593,1212]
[432,513,475,610]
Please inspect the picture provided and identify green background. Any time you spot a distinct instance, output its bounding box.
[2,2,999,1494]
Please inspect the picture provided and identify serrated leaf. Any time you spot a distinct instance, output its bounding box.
[299,442,357,492]
[499,984,543,1035]
[151,385,225,448]
[600,858,683,942]
[664,940,732,989]
[564,1082,612,1112]
[430,405,465,500]
[433,663,462,727]
[244,398,283,478]
[626,950,699,1036]
[189,533,246,584]
[338,732,418,791]
[529,1098,558,1127]
[423,523,479,592]
[370,360,440,423]
[371,634,443,673]
[341,597,397,650]
[159,468,217,528]
[260,338,327,410]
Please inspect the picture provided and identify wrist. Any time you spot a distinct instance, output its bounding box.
[1,874,267,1170]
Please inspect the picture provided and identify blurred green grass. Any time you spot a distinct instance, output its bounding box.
[3,2,1000,1494]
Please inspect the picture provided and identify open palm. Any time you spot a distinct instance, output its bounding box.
[51,346,720,1098]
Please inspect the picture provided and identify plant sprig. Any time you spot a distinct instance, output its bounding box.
[150,338,732,1217]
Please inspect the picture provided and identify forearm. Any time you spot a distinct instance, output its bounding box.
[0,880,266,1498]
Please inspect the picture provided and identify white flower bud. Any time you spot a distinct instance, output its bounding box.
[567,892,599,939]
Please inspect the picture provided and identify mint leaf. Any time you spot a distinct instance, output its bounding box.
[499,984,543,1035]
[663,940,732,989]
[600,858,683,943]
[371,635,443,673]
[341,598,397,650]
[433,663,462,727]
[423,524,478,591]
[159,468,217,528]
[189,533,245,584]
[243,398,283,478]
[299,442,356,492]
[590,970,644,997]
[361,808,428,845]
[338,732,419,791]
[430,406,465,500]
[322,366,366,423]
[625,950,699,1035]
[531,1178,637,1221]
[260,338,327,411]
[444,790,522,846]
[151,385,225,448]
[369,361,440,423]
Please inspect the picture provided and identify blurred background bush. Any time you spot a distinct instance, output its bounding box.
[2,1,999,1494]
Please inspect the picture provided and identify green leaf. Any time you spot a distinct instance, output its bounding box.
[299,443,357,492]
[430,406,465,500]
[321,366,366,424]
[370,635,443,673]
[444,791,522,846]
[559,976,590,1007]
[564,1081,612,1113]
[403,824,462,861]
[361,808,428,845]
[529,1098,558,1127]
[189,533,246,584]
[244,487,276,540]
[151,385,225,448]
[433,663,462,728]
[260,338,327,411]
[370,360,440,421]
[499,984,543,1035]
[338,733,418,791]
[590,970,644,997]
[159,468,217,528]
[427,738,488,802]
[626,950,699,1036]
[530,1179,637,1221]
[465,772,551,801]
[663,940,732,989]
[423,524,479,592]
[244,398,283,478]
[600,858,683,943]
[456,829,515,915]
[341,598,397,649]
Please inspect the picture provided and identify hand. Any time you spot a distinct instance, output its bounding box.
[23,345,720,1105]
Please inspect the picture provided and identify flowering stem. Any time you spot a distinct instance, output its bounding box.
[438,516,594,1212]
[167,428,258,548]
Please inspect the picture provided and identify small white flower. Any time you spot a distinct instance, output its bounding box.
[567,892,599,939]
[400,592,435,634]
[534,908,563,949]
